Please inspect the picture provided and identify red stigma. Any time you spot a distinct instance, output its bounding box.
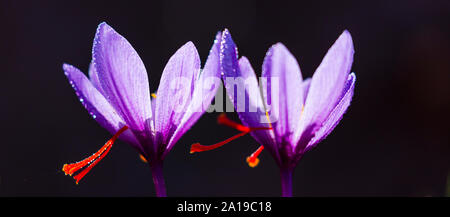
[246,145,264,167]
[217,113,250,132]
[62,126,129,184]
[190,113,271,154]
[190,132,249,153]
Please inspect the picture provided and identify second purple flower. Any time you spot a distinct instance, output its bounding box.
[191,29,356,197]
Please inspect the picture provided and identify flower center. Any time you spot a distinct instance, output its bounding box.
[62,125,129,184]
[190,113,272,167]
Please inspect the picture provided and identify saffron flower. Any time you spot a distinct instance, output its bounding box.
[62,22,221,197]
[191,29,355,197]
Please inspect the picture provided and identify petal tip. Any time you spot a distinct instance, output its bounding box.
[93,22,118,46]
[173,41,199,62]
[269,42,290,55]
[341,29,352,39]
[96,22,112,33]
[338,30,354,50]
[62,63,75,76]
[238,56,249,63]
[215,31,222,38]
[98,21,107,27]
[222,29,236,46]
[183,41,197,51]
[213,31,223,44]
[62,63,71,70]
[221,28,234,44]
[273,42,286,48]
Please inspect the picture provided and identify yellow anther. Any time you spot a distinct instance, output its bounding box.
[139,154,148,163]
[151,93,157,98]
[246,156,260,168]
[300,104,305,120]
[265,110,273,129]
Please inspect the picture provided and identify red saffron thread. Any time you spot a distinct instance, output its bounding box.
[190,113,271,154]
[246,145,264,167]
[62,126,129,184]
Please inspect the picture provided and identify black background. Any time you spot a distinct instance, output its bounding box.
[1,0,449,196]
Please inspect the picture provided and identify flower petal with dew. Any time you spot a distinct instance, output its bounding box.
[62,22,221,196]
[191,29,356,197]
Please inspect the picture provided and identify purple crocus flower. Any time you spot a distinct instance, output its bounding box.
[62,22,221,197]
[191,29,355,197]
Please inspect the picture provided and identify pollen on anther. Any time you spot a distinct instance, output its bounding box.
[139,154,148,163]
[246,156,260,168]
[245,145,264,168]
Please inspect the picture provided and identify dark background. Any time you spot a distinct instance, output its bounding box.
[1,0,449,196]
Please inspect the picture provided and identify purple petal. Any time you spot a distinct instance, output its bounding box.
[154,41,200,146]
[304,73,356,152]
[92,22,152,132]
[88,62,103,93]
[220,30,280,163]
[163,32,222,157]
[238,57,278,153]
[294,30,354,148]
[63,64,141,150]
[301,78,311,104]
[262,43,304,146]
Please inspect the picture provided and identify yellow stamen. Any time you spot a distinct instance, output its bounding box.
[265,110,273,129]
[300,104,305,120]
[246,156,260,167]
[139,154,148,163]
